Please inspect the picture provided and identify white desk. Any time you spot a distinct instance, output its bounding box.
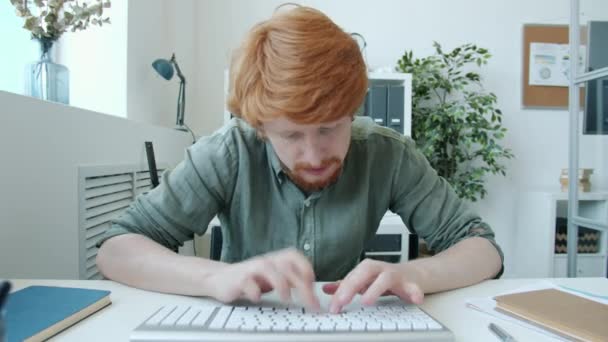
[10,278,608,341]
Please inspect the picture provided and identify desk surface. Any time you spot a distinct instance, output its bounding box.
[10,277,608,342]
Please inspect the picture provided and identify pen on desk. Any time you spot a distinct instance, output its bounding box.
[488,322,517,342]
[0,280,11,342]
[0,280,11,311]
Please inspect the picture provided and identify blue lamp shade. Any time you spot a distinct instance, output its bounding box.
[152,59,174,80]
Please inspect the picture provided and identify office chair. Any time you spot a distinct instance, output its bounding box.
[209,225,223,261]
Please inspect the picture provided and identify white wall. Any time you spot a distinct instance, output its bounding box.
[0,91,192,279]
[126,0,174,127]
[59,0,128,117]
[185,0,608,276]
[126,0,202,131]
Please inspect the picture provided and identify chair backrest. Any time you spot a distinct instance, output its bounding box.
[209,226,223,261]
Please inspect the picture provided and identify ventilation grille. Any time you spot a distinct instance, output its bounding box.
[78,164,166,280]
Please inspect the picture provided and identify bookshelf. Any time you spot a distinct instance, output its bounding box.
[515,191,608,277]
[565,0,608,277]
[364,72,412,137]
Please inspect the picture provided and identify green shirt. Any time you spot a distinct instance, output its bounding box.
[99,117,504,281]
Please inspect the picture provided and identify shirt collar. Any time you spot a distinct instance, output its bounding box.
[265,140,286,183]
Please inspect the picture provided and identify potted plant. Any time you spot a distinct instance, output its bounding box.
[396,42,514,202]
[10,0,111,104]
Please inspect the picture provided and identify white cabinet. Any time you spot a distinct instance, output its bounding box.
[515,191,608,278]
[553,255,606,277]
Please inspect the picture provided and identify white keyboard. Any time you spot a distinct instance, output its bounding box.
[130,303,454,341]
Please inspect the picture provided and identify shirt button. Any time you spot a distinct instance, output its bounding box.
[303,242,311,251]
[304,200,311,207]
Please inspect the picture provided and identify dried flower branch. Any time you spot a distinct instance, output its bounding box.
[10,0,111,41]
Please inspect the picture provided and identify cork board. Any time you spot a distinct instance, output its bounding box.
[522,24,585,108]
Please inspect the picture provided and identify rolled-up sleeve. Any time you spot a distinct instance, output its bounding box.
[388,138,504,276]
[97,134,237,251]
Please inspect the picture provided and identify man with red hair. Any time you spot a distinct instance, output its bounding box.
[97,5,503,314]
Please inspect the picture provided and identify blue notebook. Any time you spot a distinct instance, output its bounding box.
[6,285,111,342]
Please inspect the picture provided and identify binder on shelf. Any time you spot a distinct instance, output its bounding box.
[388,85,405,134]
[370,85,387,126]
[362,90,371,117]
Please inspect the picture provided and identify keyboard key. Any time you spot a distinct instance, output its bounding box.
[240,324,256,331]
[208,307,233,330]
[335,322,351,331]
[412,321,427,331]
[427,321,443,330]
[176,307,199,327]
[224,319,241,330]
[397,321,412,331]
[319,322,335,331]
[367,322,382,331]
[190,306,216,327]
[272,321,289,331]
[160,306,189,326]
[257,323,272,331]
[381,321,397,331]
[303,324,318,332]
[145,306,175,326]
[287,322,304,331]
[351,322,366,331]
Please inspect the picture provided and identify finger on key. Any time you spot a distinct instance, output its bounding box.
[281,251,319,310]
[329,271,376,314]
[360,272,392,306]
[284,250,316,283]
[322,281,340,295]
[258,262,292,303]
[323,281,379,296]
[242,278,262,303]
[393,282,424,305]
[257,278,274,293]
[284,262,320,311]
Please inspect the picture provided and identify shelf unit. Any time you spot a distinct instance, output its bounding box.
[566,0,608,276]
[364,72,412,137]
[515,191,608,278]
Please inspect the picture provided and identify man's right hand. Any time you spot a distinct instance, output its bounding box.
[204,248,320,311]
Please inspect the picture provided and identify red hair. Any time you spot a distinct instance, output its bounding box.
[227,5,368,128]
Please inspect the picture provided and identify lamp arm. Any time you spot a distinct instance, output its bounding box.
[171,59,186,84]
[169,53,187,128]
[176,81,186,126]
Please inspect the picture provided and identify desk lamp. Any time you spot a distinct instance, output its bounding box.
[152,53,194,140]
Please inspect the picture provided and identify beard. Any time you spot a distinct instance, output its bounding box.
[284,157,343,193]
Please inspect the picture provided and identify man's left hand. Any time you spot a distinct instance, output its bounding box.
[322,259,424,314]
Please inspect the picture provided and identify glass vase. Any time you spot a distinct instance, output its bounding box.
[24,38,70,105]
